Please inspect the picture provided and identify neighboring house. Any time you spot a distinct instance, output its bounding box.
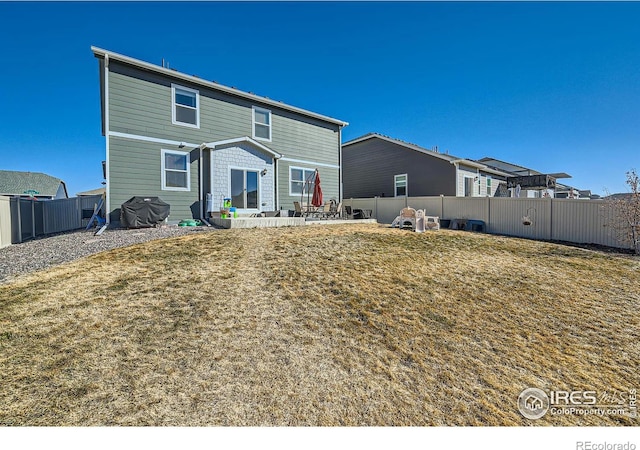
[477,157,587,198]
[77,187,106,197]
[342,133,509,199]
[0,170,68,200]
[92,47,348,224]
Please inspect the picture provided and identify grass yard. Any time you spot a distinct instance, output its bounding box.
[0,224,638,426]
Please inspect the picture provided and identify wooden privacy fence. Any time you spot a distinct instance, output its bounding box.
[344,196,629,249]
[8,195,103,244]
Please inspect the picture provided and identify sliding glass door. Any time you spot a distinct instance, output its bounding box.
[230,169,259,209]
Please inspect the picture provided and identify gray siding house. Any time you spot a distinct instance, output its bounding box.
[342,134,509,199]
[92,47,348,224]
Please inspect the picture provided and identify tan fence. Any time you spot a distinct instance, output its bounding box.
[344,196,627,249]
[0,196,11,249]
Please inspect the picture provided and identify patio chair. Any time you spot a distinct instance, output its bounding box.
[343,205,355,220]
[293,201,304,217]
[314,202,333,219]
[329,201,343,219]
[399,207,417,230]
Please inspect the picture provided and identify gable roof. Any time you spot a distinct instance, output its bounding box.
[77,187,106,197]
[343,133,511,177]
[201,136,283,159]
[0,170,68,198]
[343,133,457,163]
[91,46,348,128]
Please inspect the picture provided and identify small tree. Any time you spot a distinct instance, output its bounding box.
[605,169,640,254]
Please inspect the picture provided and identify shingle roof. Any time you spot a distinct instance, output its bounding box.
[77,187,106,196]
[91,46,349,128]
[0,170,67,198]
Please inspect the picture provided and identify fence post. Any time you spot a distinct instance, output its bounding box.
[31,200,36,239]
[549,198,554,241]
[486,196,491,233]
[374,196,378,220]
[43,201,48,234]
[16,199,22,243]
[77,197,81,229]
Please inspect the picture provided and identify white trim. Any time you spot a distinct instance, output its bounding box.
[104,54,110,224]
[161,149,191,192]
[274,157,279,210]
[463,175,476,197]
[280,157,339,169]
[394,173,408,197]
[289,166,316,197]
[252,106,272,142]
[91,46,348,127]
[229,166,261,213]
[108,131,199,148]
[202,136,282,159]
[171,83,200,129]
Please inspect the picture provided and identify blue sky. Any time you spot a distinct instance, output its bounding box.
[0,1,638,196]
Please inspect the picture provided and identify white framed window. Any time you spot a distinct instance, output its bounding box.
[290,166,316,196]
[171,84,199,128]
[252,106,272,141]
[394,174,407,197]
[230,167,260,210]
[161,149,190,191]
[486,177,492,196]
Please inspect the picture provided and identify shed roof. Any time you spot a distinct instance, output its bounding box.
[0,170,68,198]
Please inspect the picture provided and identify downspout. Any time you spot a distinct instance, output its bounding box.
[198,143,212,226]
[199,145,203,220]
[104,54,111,224]
[274,156,279,211]
[338,126,343,202]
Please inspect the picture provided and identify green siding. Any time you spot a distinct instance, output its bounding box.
[277,162,339,211]
[108,137,199,223]
[107,61,340,216]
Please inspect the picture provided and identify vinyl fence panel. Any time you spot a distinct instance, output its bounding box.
[352,194,632,250]
[0,196,11,248]
[442,197,491,224]
[8,195,104,243]
[551,199,620,248]
[408,196,443,217]
[488,198,552,241]
[43,197,81,234]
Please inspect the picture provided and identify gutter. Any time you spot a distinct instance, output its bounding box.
[91,46,349,128]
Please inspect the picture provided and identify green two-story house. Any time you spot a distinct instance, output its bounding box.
[92,47,348,225]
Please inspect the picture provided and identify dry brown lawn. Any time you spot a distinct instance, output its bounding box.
[0,224,638,426]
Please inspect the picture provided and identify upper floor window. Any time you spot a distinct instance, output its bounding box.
[486,177,492,196]
[252,106,272,141]
[395,174,407,197]
[162,149,190,191]
[172,84,199,128]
